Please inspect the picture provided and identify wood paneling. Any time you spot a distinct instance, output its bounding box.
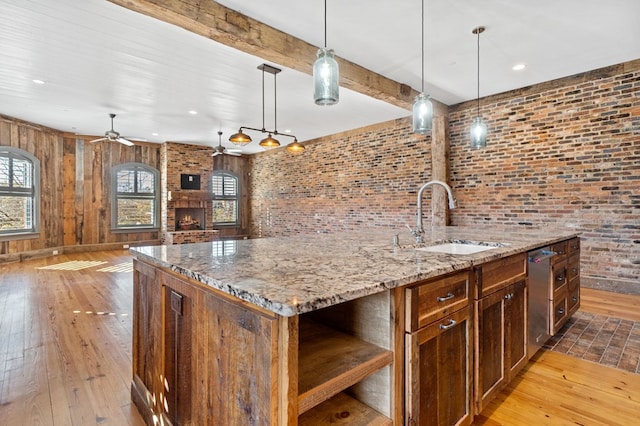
[1,114,161,258]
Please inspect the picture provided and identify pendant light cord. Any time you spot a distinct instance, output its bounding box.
[261,67,266,131]
[274,71,278,133]
[421,0,425,93]
[324,0,327,48]
[476,28,480,118]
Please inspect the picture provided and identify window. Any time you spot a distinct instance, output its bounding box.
[0,147,40,236]
[212,171,239,226]
[111,163,159,230]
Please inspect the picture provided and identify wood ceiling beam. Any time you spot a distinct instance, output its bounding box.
[107,0,447,115]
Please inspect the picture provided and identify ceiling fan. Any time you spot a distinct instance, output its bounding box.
[212,131,242,157]
[90,113,135,146]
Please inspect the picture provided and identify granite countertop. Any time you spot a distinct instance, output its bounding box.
[131,226,579,316]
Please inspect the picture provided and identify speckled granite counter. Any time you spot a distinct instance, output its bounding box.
[131,226,578,317]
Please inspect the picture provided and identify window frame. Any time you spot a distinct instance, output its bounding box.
[111,162,160,231]
[0,147,40,239]
[211,171,240,227]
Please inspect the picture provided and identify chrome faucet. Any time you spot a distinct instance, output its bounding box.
[412,180,456,243]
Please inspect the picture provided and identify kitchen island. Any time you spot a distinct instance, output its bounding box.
[130,226,579,425]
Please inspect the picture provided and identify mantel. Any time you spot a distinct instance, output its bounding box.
[167,190,214,202]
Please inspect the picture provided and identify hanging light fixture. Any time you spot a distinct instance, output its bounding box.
[413,0,433,135]
[229,64,304,153]
[313,0,339,105]
[470,26,488,149]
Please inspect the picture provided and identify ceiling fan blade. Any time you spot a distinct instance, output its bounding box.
[116,137,135,146]
[227,152,242,156]
[226,148,243,153]
[212,151,221,157]
[90,137,107,143]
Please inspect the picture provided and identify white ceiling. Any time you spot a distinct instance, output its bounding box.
[1,0,638,154]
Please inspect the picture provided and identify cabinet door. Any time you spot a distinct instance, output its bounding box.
[505,280,527,381]
[406,307,472,426]
[474,288,506,413]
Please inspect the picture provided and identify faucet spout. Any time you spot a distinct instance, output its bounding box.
[415,180,456,243]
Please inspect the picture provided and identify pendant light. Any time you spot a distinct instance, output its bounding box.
[413,0,433,135]
[470,26,488,149]
[313,0,339,105]
[229,64,304,153]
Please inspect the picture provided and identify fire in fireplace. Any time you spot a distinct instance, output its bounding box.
[175,208,205,231]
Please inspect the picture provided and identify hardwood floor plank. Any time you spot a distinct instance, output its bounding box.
[0,251,144,425]
[581,288,640,322]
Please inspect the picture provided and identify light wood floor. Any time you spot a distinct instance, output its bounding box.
[1,251,639,425]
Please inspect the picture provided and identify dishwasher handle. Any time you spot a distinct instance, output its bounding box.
[528,250,557,264]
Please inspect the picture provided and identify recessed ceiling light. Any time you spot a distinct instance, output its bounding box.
[284,129,292,133]
[512,63,526,71]
[32,79,45,84]
[188,110,198,115]
[152,132,159,136]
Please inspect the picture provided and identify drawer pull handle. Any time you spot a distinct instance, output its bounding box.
[504,293,514,300]
[439,319,457,330]
[557,307,565,315]
[556,275,565,282]
[572,296,578,302]
[437,292,455,302]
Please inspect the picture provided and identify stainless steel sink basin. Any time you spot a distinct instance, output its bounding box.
[415,240,508,255]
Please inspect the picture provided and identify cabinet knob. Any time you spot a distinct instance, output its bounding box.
[556,274,565,282]
[439,319,457,330]
[572,296,578,302]
[504,293,513,300]
[557,307,565,315]
[437,292,455,302]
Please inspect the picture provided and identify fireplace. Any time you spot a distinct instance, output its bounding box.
[175,208,205,231]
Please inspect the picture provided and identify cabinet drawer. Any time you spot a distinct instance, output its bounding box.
[406,271,470,332]
[568,253,580,284]
[550,241,568,264]
[551,291,568,334]
[568,287,580,315]
[568,238,580,254]
[474,253,526,299]
[551,260,568,295]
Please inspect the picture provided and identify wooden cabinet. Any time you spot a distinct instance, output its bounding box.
[550,238,580,334]
[132,260,290,425]
[405,271,473,426]
[132,259,394,426]
[473,253,527,413]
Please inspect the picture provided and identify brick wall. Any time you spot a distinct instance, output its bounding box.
[249,59,640,292]
[249,119,433,237]
[448,60,639,290]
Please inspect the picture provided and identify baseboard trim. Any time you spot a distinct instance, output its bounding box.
[0,240,160,265]
[581,275,640,296]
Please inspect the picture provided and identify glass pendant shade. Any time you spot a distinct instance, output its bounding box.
[313,48,339,105]
[259,133,280,149]
[229,129,252,145]
[286,139,305,155]
[470,117,488,149]
[412,92,433,134]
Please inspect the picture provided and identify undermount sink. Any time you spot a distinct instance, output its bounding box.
[415,240,508,255]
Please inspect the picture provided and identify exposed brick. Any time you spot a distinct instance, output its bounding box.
[250,60,640,288]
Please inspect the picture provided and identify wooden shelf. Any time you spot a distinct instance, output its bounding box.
[298,392,392,426]
[297,318,393,415]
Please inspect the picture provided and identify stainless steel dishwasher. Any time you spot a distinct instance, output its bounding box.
[527,247,555,357]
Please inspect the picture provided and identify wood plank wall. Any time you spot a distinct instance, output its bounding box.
[0,114,161,260]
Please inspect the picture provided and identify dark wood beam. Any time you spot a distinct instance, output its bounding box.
[107,0,446,115]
